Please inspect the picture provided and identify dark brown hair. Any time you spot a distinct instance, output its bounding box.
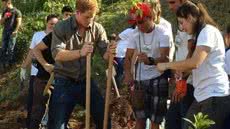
[176,1,218,34]
[46,14,59,23]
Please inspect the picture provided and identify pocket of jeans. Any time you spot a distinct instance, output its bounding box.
[51,79,69,103]
[53,78,69,86]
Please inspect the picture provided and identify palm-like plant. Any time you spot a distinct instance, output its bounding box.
[183,112,215,129]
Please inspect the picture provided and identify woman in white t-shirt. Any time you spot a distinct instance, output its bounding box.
[157,1,230,129]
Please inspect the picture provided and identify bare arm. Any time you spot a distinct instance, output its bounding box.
[54,49,81,61]
[157,46,210,72]
[33,41,56,73]
[137,47,170,65]
[54,42,94,62]
[155,47,170,63]
[0,17,5,25]
[14,17,22,33]
[123,48,135,84]
[33,41,48,66]
[21,49,33,68]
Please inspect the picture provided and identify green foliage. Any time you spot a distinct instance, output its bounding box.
[98,0,140,35]
[15,12,49,61]
[11,0,46,14]
[43,0,75,14]
[0,70,20,102]
[183,112,215,129]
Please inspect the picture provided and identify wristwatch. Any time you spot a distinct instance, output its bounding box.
[148,57,155,65]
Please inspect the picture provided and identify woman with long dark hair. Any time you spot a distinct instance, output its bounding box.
[157,1,230,129]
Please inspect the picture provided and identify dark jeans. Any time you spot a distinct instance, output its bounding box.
[183,95,230,129]
[26,75,35,128]
[1,31,17,65]
[48,77,111,129]
[29,77,48,129]
[114,57,124,88]
[165,84,194,129]
[223,114,230,129]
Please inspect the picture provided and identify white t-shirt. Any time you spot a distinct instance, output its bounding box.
[175,31,193,84]
[159,17,174,62]
[175,30,193,61]
[128,25,170,81]
[29,31,46,76]
[225,50,230,75]
[192,24,230,102]
[116,28,134,58]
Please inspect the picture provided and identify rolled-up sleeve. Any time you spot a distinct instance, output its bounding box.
[96,24,109,56]
[51,25,66,59]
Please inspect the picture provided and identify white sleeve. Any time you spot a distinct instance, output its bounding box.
[159,32,170,48]
[225,50,230,75]
[29,33,37,49]
[196,28,214,49]
[186,34,193,40]
[127,34,137,49]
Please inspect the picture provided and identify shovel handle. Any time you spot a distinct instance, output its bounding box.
[103,52,114,129]
[86,53,91,129]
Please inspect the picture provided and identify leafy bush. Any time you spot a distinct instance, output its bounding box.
[15,12,49,61]
[98,0,140,35]
[43,0,75,14]
[183,112,215,129]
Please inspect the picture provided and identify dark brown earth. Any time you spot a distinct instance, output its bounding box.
[0,66,135,129]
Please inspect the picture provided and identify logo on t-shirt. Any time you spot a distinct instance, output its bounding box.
[5,12,12,18]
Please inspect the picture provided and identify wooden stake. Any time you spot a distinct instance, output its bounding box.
[112,76,120,98]
[43,72,54,96]
[103,48,114,129]
[86,53,91,129]
[106,67,120,98]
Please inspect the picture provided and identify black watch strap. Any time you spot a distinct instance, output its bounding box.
[148,57,155,65]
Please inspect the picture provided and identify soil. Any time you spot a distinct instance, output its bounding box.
[0,66,135,129]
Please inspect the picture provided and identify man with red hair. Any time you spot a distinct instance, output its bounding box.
[48,0,114,129]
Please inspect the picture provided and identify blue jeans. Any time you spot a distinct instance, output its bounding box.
[1,31,17,64]
[114,57,125,88]
[223,115,230,129]
[165,84,194,129]
[48,77,111,129]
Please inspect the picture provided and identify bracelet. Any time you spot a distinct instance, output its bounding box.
[148,57,155,65]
